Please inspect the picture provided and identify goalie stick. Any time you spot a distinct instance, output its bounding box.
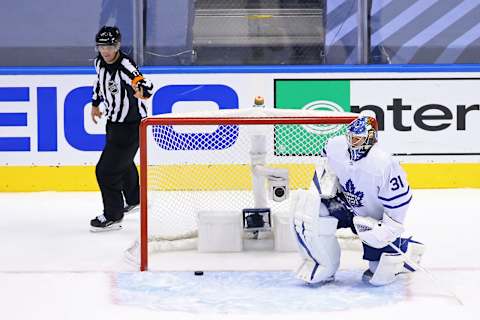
[383,240,463,305]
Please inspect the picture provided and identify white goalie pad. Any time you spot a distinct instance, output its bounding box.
[366,252,404,286]
[292,190,340,284]
[353,214,404,249]
[403,240,425,272]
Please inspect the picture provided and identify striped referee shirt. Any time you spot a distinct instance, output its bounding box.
[92,51,153,123]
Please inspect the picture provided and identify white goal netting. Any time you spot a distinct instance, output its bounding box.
[131,108,360,270]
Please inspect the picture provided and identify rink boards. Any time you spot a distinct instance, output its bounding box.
[1,65,480,190]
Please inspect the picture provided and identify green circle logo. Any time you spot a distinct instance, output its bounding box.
[301,100,345,134]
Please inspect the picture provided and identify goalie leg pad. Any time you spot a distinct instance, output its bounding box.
[292,191,340,284]
[363,252,404,286]
[403,239,425,272]
[295,258,335,284]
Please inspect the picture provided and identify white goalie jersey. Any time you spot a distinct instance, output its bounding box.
[323,136,412,223]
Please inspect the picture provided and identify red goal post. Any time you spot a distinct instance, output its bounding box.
[138,108,358,271]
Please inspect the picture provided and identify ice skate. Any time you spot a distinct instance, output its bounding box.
[90,214,123,232]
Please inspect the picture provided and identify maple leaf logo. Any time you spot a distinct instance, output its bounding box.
[341,179,364,208]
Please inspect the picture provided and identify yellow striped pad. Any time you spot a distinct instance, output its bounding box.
[147,164,315,191]
[1,163,480,191]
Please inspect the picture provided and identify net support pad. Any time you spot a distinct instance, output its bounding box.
[197,211,243,252]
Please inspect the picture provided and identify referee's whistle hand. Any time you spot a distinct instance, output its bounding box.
[134,86,144,99]
[91,106,103,124]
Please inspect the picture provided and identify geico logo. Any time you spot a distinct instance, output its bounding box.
[3,85,477,152]
[0,84,238,152]
[352,98,480,131]
[0,86,104,152]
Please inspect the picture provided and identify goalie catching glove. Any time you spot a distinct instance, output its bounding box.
[353,214,404,249]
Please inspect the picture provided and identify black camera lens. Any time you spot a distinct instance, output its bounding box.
[246,213,264,228]
[274,186,285,198]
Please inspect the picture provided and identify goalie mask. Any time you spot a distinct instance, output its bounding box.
[346,116,378,161]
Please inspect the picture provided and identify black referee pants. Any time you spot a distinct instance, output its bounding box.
[95,121,140,221]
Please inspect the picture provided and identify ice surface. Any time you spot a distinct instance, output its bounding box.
[114,271,407,313]
[0,190,479,319]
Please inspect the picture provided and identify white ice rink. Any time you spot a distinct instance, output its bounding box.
[1,189,480,320]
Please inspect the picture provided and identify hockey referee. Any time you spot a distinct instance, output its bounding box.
[90,26,153,231]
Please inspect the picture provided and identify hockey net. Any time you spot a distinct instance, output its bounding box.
[133,108,359,271]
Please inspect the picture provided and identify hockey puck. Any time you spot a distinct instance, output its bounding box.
[194,271,204,276]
